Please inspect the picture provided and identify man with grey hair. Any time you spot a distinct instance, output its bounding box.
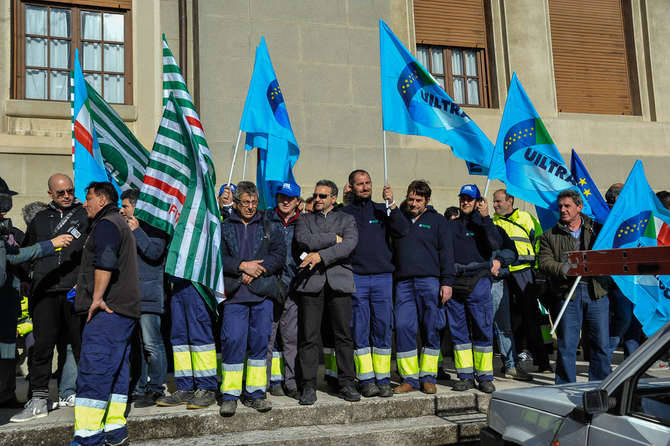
[605,183,624,209]
[294,179,359,405]
[538,189,610,384]
[219,181,285,416]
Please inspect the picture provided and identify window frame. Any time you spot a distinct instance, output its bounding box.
[12,0,133,105]
[417,45,490,108]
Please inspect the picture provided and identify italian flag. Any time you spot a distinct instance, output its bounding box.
[643,213,670,246]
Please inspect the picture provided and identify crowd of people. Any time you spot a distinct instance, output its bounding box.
[1,171,669,446]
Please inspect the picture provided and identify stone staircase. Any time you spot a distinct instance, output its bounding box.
[0,384,493,445]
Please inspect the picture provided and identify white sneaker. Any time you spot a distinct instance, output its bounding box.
[59,394,76,407]
[10,397,49,423]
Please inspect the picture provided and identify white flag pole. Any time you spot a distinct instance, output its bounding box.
[242,149,249,180]
[483,179,492,199]
[227,130,242,187]
[383,130,389,186]
[550,275,582,335]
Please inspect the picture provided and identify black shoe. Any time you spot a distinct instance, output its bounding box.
[377,384,393,398]
[359,382,380,398]
[156,390,194,407]
[478,381,496,394]
[338,385,361,402]
[299,387,317,405]
[219,399,237,417]
[134,391,163,408]
[269,384,285,397]
[241,396,272,412]
[437,369,451,381]
[452,379,475,391]
[186,389,216,409]
[325,377,339,393]
[285,387,299,400]
[104,436,129,446]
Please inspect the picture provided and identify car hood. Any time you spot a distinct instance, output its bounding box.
[492,381,602,416]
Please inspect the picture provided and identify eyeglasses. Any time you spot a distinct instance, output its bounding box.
[54,188,75,198]
[238,200,258,207]
[312,193,331,199]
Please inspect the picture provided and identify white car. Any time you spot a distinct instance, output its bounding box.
[481,322,670,445]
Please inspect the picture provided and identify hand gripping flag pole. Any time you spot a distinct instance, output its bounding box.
[550,275,582,335]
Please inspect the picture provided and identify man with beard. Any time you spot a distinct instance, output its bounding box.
[341,170,408,397]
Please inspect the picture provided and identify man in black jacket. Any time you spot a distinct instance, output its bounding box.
[120,189,169,407]
[341,170,408,398]
[219,181,286,416]
[446,184,502,394]
[393,180,454,395]
[13,173,88,422]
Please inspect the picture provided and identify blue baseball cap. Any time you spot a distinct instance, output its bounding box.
[219,183,236,197]
[459,184,481,200]
[276,181,301,198]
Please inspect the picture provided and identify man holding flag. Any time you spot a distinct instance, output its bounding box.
[538,189,610,384]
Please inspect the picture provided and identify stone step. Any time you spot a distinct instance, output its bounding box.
[137,413,486,446]
[0,388,492,445]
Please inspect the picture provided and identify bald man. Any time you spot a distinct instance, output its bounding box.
[12,174,90,422]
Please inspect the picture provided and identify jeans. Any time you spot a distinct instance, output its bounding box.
[608,285,642,359]
[133,314,168,395]
[491,279,516,370]
[553,283,610,384]
[58,344,77,399]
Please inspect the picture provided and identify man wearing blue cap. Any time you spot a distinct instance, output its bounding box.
[263,181,302,399]
[446,184,503,393]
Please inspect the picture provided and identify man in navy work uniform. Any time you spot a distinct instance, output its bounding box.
[71,181,141,446]
[393,180,454,394]
[447,184,502,394]
[341,169,408,397]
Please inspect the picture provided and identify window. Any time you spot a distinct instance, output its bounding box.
[417,45,488,107]
[413,0,495,108]
[13,0,132,104]
[630,345,670,426]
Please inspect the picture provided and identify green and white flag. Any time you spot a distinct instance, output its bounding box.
[134,94,225,303]
[162,34,215,182]
[69,73,150,191]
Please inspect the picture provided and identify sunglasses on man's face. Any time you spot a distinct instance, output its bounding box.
[313,193,331,200]
[53,188,75,198]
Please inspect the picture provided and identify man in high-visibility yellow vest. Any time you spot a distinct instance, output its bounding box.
[492,189,552,373]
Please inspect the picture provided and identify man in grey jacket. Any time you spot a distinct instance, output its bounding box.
[294,179,359,405]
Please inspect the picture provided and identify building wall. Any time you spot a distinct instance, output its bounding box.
[196,0,669,215]
[1,0,668,231]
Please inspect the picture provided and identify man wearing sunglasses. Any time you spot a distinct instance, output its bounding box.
[12,174,89,422]
[294,180,359,405]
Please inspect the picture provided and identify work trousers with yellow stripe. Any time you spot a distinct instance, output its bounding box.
[73,312,134,446]
[170,283,217,392]
[394,277,445,389]
[446,277,494,382]
[352,273,393,385]
[220,299,273,401]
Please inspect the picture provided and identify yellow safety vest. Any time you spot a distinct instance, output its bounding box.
[493,209,543,272]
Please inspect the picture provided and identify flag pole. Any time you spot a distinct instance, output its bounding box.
[550,275,582,335]
[383,130,389,185]
[483,179,491,199]
[242,149,248,180]
[227,129,242,187]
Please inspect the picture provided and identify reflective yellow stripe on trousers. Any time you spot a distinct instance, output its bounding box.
[191,344,217,378]
[473,345,493,378]
[454,343,474,375]
[372,347,391,380]
[354,347,375,381]
[74,397,107,438]
[419,347,440,377]
[246,358,267,393]
[323,348,338,378]
[221,363,243,396]
[271,351,284,382]
[396,349,419,380]
[103,393,128,433]
[173,345,193,378]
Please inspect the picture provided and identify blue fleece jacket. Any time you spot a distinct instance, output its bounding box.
[392,206,455,286]
[341,198,409,275]
[448,211,503,276]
